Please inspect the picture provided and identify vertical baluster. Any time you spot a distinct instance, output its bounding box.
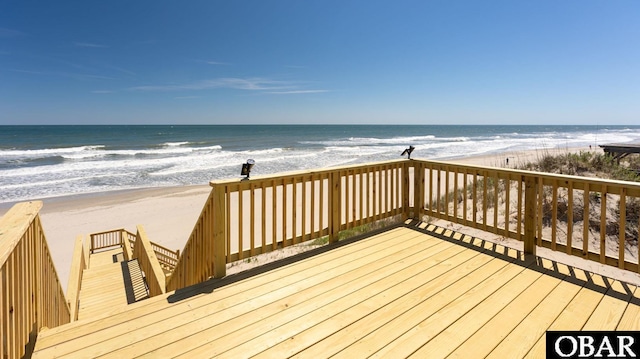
[567,181,574,255]
[261,183,267,254]
[302,176,307,242]
[505,175,510,235]
[238,188,244,260]
[600,184,607,263]
[250,183,255,256]
[619,188,626,269]
[272,180,277,251]
[493,172,499,233]
[516,177,522,241]
[482,170,488,230]
[582,182,589,258]
[552,180,558,250]
[292,177,298,244]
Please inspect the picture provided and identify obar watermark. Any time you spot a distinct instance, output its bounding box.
[547,331,640,358]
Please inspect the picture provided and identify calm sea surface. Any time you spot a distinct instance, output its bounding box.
[1,125,640,204]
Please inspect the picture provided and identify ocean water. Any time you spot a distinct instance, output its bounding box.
[1,125,640,204]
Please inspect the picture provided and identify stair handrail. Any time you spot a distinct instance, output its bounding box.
[0,201,71,359]
[132,225,166,296]
[66,234,88,322]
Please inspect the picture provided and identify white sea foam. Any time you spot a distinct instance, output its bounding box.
[164,141,190,147]
[2,126,640,203]
[0,145,106,158]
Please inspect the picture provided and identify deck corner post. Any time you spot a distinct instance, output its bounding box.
[523,175,537,256]
[211,184,227,279]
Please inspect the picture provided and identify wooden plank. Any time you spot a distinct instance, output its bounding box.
[438,272,562,358]
[523,286,607,358]
[616,287,640,330]
[51,232,452,358]
[33,228,424,352]
[373,265,543,359]
[295,256,516,359]
[486,280,582,359]
[33,222,640,359]
[176,245,479,359]
[124,235,457,358]
[582,280,631,330]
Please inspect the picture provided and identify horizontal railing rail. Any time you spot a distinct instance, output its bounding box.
[1,201,71,359]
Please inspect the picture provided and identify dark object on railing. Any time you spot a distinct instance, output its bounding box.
[401,146,415,159]
[241,159,255,180]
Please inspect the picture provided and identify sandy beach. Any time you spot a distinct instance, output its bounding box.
[1,146,603,289]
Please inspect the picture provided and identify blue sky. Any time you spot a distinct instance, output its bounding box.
[1,1,639,125]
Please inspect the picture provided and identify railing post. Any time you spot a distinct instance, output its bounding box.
[121,229,133,260]
[413,160,423,220]
[212,184,227,278]
[403,161,411,220]
[523,175,537,256]
[329,170,341,243]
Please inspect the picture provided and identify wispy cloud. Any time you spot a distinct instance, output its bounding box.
[266,90,329,95]
[11,69,46,75]
[0,28,25,38]
[74,42,108,48]
[12,68,114,81]
[107,65,136,76]
[203,61,230,66]
[91,90,114,94]
[174,96,201,100]
[129,77,295,92]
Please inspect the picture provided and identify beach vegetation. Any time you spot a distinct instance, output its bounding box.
[436,150,640,260]
[310,236,329,246]
[521,151,640,182]
[524,150,640,253]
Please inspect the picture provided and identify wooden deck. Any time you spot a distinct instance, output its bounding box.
[77,249,148,320]
[33,224,640,358]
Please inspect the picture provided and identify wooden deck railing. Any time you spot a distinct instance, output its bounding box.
[131,225,166,297]
[413,159,640,272]
[90,229,125,253]
[166,160,407,290]
[0,201,71,359]
[89,228,179,272]
[150,242,179,272]
[167,158,640,291]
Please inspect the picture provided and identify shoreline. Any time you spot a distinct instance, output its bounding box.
[1,145,599,289]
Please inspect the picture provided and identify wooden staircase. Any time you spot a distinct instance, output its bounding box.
[77,248,149,321]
